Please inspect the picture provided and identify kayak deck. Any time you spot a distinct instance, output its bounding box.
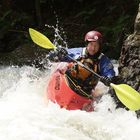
[47,69,94,111]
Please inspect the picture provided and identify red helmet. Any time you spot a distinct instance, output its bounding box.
[84,30,103,44]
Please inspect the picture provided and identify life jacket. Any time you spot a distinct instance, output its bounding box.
[69,58,98,81]
[66,47,102,94]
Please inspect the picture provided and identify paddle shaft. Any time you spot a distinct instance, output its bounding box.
[67,55,101,79]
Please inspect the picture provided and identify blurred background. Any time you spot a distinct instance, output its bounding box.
[0,0,139,65]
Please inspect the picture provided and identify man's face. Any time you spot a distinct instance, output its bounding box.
[86,41,100,55]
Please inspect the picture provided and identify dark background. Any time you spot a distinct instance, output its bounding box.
[0,0,139,59]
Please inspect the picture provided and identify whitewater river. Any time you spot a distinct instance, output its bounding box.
[0,63,140,140]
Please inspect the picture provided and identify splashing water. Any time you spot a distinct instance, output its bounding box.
[45,11,68,48]
[0,63,140,140]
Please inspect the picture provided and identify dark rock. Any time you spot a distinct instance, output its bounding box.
[117,4,140,117]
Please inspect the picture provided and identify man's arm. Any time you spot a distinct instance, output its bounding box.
[99,55,115,77]
[99,55,116,86]
[48,47,83,62]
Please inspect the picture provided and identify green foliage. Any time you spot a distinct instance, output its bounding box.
[0,10,12,22]
[0,0,139,57]
[98,14,132,58]
[0,10,12,39]
[74,9,96,23]
[75,9,96,18]
[0,10,31,38]
[0,9,33,52]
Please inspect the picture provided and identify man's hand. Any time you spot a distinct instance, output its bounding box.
[56,47,68,57]
[100,76,112,86]
[48,47,68,61]
[47,50,59,61]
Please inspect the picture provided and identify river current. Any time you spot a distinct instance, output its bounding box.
[0,63,139,140]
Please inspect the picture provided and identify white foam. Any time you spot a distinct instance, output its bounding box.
[0,64,139,140]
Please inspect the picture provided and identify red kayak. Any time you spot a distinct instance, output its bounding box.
[46,63,94,111]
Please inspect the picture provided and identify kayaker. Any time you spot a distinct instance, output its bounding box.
[48,30,115,98]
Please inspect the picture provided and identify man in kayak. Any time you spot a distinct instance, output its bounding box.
[49,30,115,99]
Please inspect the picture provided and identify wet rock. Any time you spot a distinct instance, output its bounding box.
[118,4,140,117]
[119,4,140,92]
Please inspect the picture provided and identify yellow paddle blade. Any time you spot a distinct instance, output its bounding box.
[110,83,140,111]
[29,28,56,49]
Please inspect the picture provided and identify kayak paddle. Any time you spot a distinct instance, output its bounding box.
[28,28,140,111]
[29,28,56,49]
